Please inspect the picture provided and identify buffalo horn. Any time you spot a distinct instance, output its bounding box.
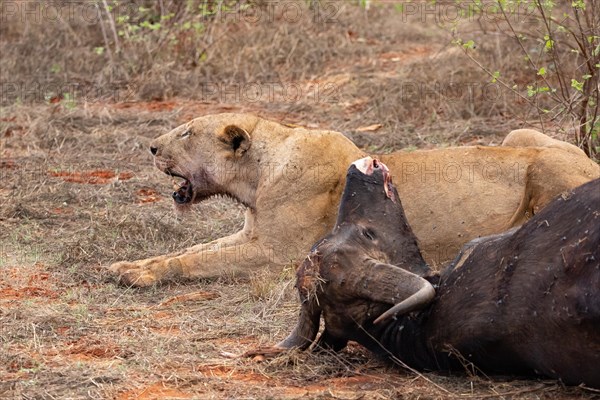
[355,260,435,324]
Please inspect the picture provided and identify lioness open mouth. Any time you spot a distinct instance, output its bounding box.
[173,179,193,204]
[167,171,194,204]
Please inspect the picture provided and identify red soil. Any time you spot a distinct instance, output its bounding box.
[48,169,134,184]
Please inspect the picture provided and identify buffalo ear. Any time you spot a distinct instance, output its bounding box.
[219,125,251,157]
[276,251,324,351]
[276,297,322,351]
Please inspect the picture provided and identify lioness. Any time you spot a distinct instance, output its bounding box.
[109,113,599,286]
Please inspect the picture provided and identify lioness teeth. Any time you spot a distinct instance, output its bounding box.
[173,179,187,191]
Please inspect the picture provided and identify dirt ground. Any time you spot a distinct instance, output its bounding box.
[1,1,598,399]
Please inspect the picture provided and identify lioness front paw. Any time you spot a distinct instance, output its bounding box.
[108,260,161,287]
[108,256,185,287]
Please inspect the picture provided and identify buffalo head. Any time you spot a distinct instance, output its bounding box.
[278,157,435,350]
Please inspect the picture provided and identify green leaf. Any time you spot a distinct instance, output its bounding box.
[571,79,584,92]
[537,67,546,76]
[140,21,161,30]
[526,85,550,97]
[491,71,500,83]
[93,47,105,55]
[543,35,554,52]
[571,0,585,9]
[63,93,76,110]
[542,1,556,10]
[193,22,204,33]
[463,40,476,50]
[538,86,550,93]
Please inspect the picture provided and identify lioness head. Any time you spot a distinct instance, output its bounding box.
[149,113,260,210]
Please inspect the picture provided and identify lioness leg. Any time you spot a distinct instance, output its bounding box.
[109,239,271,286]
[185,209,256,253]
[109,209,258,285]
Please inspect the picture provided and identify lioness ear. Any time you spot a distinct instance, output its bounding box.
[219,125,251,157]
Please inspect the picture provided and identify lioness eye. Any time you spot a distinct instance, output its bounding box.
[180,129,191,139]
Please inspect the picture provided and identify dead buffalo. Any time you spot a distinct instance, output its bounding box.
[266,157,600,388]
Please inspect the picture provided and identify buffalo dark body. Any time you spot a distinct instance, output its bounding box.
[277,157,600,388]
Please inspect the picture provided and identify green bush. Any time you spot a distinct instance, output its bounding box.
[450,0,599,158]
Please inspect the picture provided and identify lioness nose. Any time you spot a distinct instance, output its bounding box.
[150,146,158,155]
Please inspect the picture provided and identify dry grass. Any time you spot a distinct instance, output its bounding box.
[1,0,553,140]
[1,1,598,399]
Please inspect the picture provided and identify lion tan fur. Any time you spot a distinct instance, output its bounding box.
[109,114,599,286]
[502,128,587,156]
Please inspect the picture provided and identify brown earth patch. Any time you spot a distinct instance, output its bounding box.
[156,290,220,307]
[66,339,125,361]
[0,286,58,300]
[197,364,271,383]
[116,382,195,400]
[49,169,134,184]
[0,265,58,303]
[380,46,433,64]
[2,126,26,137]
[149,325,181,336]
[136,188,162,204]
[50,206,74,215]
[55,326,71,336]
[1,159,17,169]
